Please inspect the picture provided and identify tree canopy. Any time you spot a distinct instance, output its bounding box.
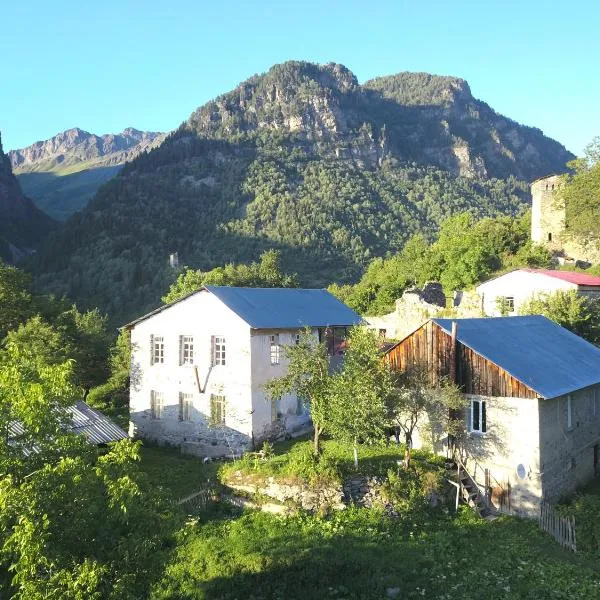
[163,250,298,304]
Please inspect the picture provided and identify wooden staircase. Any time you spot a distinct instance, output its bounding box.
[456,459,498,520]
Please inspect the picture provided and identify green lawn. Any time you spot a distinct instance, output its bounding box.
[219,435,441,486]
[139,444,219,499]
[140,441,600,599]
[150,507,600,599]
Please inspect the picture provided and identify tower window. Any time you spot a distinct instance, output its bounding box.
[548,233,552,242]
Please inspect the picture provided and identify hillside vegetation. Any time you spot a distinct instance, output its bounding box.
[30,61,572,324]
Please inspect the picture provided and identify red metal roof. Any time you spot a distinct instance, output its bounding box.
[523,268,600,287]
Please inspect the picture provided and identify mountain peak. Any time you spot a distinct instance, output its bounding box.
[363,72,472,106]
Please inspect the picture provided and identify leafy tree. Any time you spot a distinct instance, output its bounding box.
[265,328,332,456]
[56,307,112,396]
[328,328,388,468]
[0,261,33,339]
[518,290,600,344]
[561,137,600,242]
[87,329,131,427]
[386,366,466,467]
[0,440,173,600]
[5,308,112,398]
[163,250,298,304]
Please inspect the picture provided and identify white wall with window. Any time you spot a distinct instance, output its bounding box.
[477,270,581,317]
[129,290,254,453]
[470,398,487,434]
[179,336,194,366]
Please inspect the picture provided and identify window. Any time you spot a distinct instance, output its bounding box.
[470,398,487,434]
[295,332,301,345]
[179,392,193,422]
[150,390,164,419]
[379,329,387,339]
[180,336,194,365]
[548,232,553,242]
[503,297,515,312]
[567,394,573,429]
[210,394,226,426]
[212,336,226,366]
[270,334,280,365]
[151,336,164,365]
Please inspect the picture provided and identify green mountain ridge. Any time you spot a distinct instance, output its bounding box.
[0,134,56,262]
[9,127,165,220]
[30,61,574,324]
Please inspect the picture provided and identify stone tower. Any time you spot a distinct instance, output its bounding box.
[531,174,565,251]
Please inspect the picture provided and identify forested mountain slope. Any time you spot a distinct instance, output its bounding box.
[0,133,56,262]
[9,128,165,220]
[30,61,574,324]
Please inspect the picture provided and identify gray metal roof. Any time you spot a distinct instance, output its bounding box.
[433,316,600,399]
[8,401,127,450]
[124,286,363,330]
[67,401,128,444]
[204,286,363,328]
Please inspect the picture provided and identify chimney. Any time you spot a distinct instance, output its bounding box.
[449,321,458,384]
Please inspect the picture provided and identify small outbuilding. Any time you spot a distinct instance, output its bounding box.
[477,268,600,316]
[385,315,600,515]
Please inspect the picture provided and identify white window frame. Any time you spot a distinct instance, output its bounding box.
[210,394,226,426]
[212,336,226,366]
[152,336,164,365]
[180,335,194,366]
[150,390,164,419]
[179,392,193,422]
[270,334,280,365]
[470,398,487,434]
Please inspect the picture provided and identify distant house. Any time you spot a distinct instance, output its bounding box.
[385,316,600,515]
[124,286,362,458]
[477,268,600,316]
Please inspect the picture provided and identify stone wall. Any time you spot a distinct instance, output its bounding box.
[539,386,600,504]
[365,283,482,341]
[224,473,390,511]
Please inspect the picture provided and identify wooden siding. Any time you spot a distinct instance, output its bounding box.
[386,321,537,399]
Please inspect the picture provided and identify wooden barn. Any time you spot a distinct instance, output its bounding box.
[385,316,600,516]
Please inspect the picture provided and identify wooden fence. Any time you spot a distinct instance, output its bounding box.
[176,487,216,513]
[539,501,576,552]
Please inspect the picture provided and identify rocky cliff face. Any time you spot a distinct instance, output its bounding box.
[9,128,165,220]
[9,127,164,172]
[0,133,55,262]
[184,62,572,181]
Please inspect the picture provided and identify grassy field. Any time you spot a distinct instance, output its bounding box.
[139,444,219,499]
[150,507,600,599]
[140,442,600,599]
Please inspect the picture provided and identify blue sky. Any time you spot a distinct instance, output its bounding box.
[1,0,598,155]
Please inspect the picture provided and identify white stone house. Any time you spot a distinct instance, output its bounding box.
[477,268,600,317]
[385,316,600,516]
[125,286,362,457]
